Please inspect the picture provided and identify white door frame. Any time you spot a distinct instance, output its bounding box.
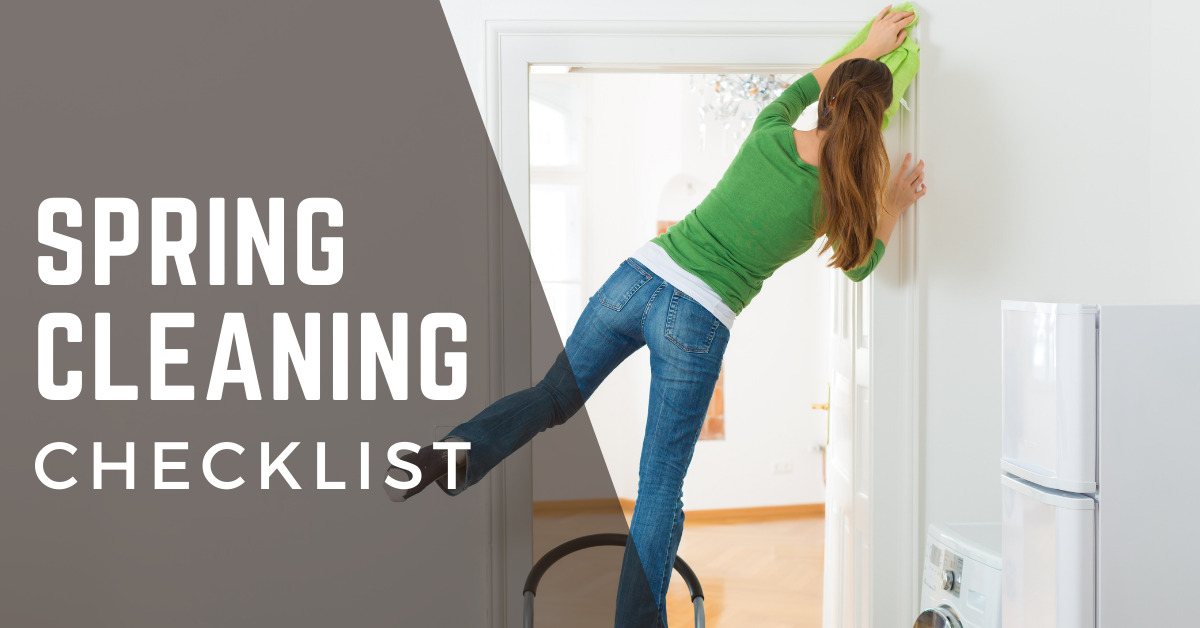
[483,19,922,628]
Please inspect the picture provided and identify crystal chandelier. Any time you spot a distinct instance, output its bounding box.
[691,73,801,145]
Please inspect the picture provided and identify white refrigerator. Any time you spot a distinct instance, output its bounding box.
[1000,301,1200,627]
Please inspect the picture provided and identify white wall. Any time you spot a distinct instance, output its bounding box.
[529,72,831,510]
[444,0,1200,539]
[912,0,1199,531]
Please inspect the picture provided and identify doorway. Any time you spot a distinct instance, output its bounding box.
[527,67,833,626]
[486,20,920,628]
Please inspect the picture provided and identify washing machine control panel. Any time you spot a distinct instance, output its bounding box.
[927,545,963,597]
[920,525,1002,628]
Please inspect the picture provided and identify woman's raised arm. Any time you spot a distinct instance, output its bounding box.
[812,6,914,91]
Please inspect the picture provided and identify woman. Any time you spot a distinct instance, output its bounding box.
[387,7,924,626]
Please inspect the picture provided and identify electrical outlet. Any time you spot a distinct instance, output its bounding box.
[772,460,794,475]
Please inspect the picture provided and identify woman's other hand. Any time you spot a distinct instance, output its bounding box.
[861,6,915,59]
[876,153,923,247]
[885,153,925,218]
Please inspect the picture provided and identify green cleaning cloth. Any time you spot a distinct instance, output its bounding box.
[824,3,920,130]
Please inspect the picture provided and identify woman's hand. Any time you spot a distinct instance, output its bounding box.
[875,153,923,247]
[814,6,915,89]
[861,6,915,59]
[884,153,926,218]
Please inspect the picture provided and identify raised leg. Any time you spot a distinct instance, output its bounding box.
[439,260,656,494]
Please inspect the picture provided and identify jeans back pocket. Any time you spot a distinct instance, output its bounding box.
[664,289,722,353]
[597,259,653,312]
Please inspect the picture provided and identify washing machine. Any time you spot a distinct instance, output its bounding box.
[915,523,1002,628]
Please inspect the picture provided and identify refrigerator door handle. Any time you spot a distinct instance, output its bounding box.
[1000,473,1096,509]
[1000,460,1097,494]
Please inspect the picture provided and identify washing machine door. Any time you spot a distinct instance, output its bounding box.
[914,606,963,628]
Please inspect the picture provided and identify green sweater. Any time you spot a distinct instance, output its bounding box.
[652,73,885,314]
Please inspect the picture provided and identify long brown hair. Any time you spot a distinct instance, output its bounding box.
[814,58,892,271]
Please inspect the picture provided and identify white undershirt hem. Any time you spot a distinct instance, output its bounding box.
[632,241,736,330]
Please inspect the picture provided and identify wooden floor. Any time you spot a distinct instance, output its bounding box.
[532,508,825,627]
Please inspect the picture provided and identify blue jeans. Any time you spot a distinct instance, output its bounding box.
[444,257,731,627]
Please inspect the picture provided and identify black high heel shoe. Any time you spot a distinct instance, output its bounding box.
[383,444,449,503]
[383,437,468,502]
